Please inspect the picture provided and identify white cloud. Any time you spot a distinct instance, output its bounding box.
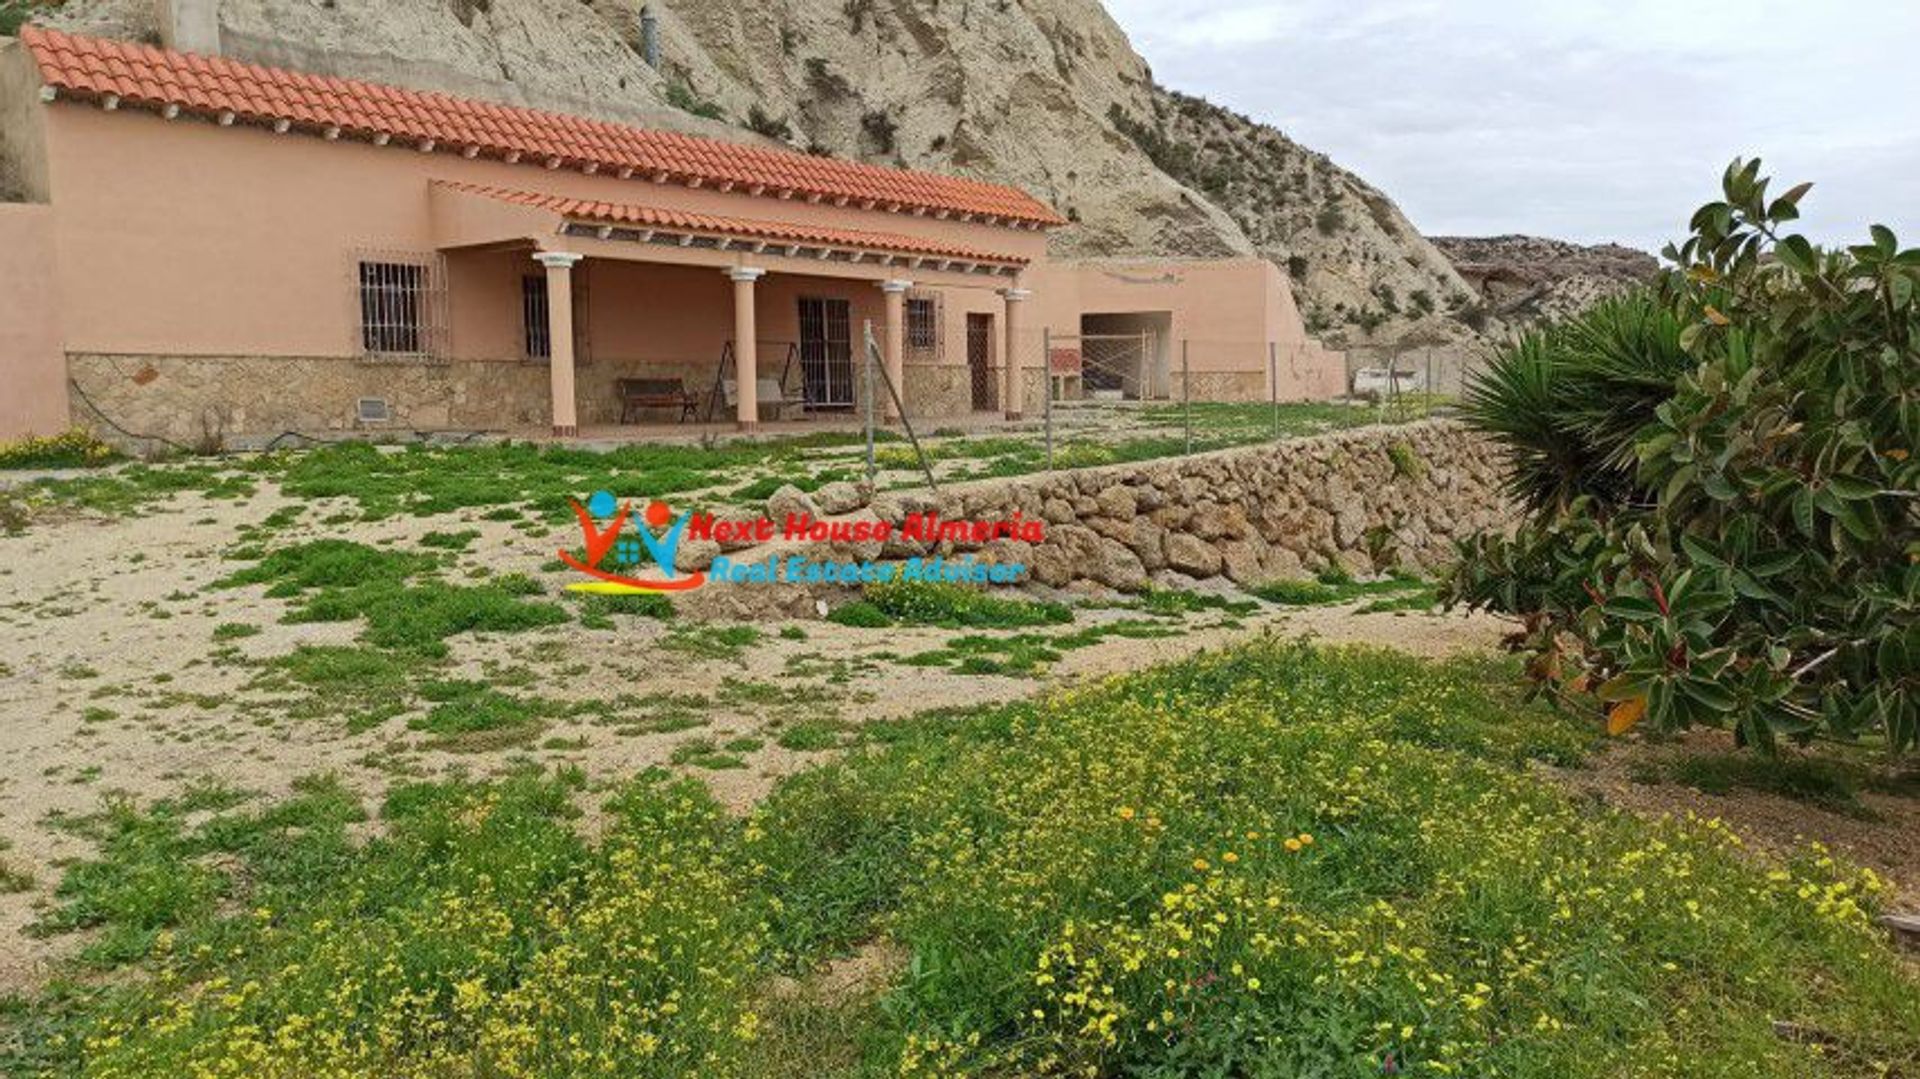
[1102,0,1920,249]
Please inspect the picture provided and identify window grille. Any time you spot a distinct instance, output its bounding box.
[906,293,940,358]
[355,254,447,359]
[522,274,551,360]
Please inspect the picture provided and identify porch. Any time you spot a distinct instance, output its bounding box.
[429,181,1039,436]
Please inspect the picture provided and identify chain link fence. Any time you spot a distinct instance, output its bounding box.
[852,322,1490,491]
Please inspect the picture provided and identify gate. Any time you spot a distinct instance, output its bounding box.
[1040,330,1157,467]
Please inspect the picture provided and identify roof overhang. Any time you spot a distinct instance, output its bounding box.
[430,181,1031,284]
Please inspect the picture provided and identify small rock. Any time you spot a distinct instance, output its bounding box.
[767,484,819,524]
[814,481,866,515]
[676,538,722,572]
[1165,533,1224,578]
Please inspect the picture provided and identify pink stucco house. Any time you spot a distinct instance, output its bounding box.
[0,25,1343,446]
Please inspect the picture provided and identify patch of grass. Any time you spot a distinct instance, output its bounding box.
[661,624,762,661]
[258,644,412,729]
[574,590,675,629]
[842,580,1074,629]
[34,775,364,968]
[774,719,850,752]
[670,737,749,770]
[825,599,892,628]
[219,538,438,594]
[417,529,480,551]
[903,619,1182,677]
[1663,754,1882,820]
[1133,587,1261,618]
[408,685,549,749]
[210,622,260,641]
[1252,568,1430,608]
[290,579,570,657]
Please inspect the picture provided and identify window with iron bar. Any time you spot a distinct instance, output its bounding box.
[522,275,551,360]
[355,254,446,359]
[906,294,939,355]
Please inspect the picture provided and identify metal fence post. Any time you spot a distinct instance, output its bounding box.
[1042,325,1054,471]
[1426,347,1436,418]
[1269,341,1280,440]
[1181,338,1192,456]
[862,319,876,485]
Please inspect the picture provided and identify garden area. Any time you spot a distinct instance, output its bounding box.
[0,161,1914,1077]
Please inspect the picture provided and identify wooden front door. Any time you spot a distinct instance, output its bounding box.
[967,312,995,411]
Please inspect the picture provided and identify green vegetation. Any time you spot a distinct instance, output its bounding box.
[1253,568,1433,610]
[661,624,764,661]
[1447,161,1918,752]
[221,539,566,657]
[9,644,1915,1076]
[1635,749,1920,821]
[670,737,751,770]
[0,427,120,470]
[828,580,1073,630]
[573,589,675,629]
[417,529,480,551]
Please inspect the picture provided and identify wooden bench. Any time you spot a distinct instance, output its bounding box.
[721,377,808,422]
[618,377,699,424]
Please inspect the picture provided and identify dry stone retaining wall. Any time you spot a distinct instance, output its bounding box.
[679,420,1513,623]
[918,419,1512,591]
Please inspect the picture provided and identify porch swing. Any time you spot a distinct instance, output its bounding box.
[706,340,808,423]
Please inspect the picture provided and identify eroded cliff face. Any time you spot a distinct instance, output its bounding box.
[41,0,1474,343]
[1431,235,1661,328]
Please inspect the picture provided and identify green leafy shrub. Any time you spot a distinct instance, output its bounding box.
[1447,160,1918,752]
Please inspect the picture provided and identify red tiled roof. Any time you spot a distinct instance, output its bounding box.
[19,25,1065,228]
[437,181,1031,266]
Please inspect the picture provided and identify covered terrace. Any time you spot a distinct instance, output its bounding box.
[428,181,1039,435]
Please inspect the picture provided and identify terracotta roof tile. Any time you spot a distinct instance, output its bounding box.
[21,25,1064,228]
[436,181,1030,266]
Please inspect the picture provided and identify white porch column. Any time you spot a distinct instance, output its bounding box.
[535,251,584,437]
[1000,286,1031,421]
[728,267,766,431]
[879,279,912,421]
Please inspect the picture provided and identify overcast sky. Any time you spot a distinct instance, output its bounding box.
[1100,0,1920,252]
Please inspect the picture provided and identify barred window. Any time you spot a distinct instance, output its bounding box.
[359,262,422,353]
[522,275,551,360]
[906,296,938,351]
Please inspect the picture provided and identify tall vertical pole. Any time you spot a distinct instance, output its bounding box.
[1182,338,1192,456]
[863,320,877,486]
[1269,341,1280,440]
[1042,326,1054,471]
[1426,347,1435,418]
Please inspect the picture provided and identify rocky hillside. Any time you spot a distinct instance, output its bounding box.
[40,0,1476,343]
[1431,235,1660,328]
